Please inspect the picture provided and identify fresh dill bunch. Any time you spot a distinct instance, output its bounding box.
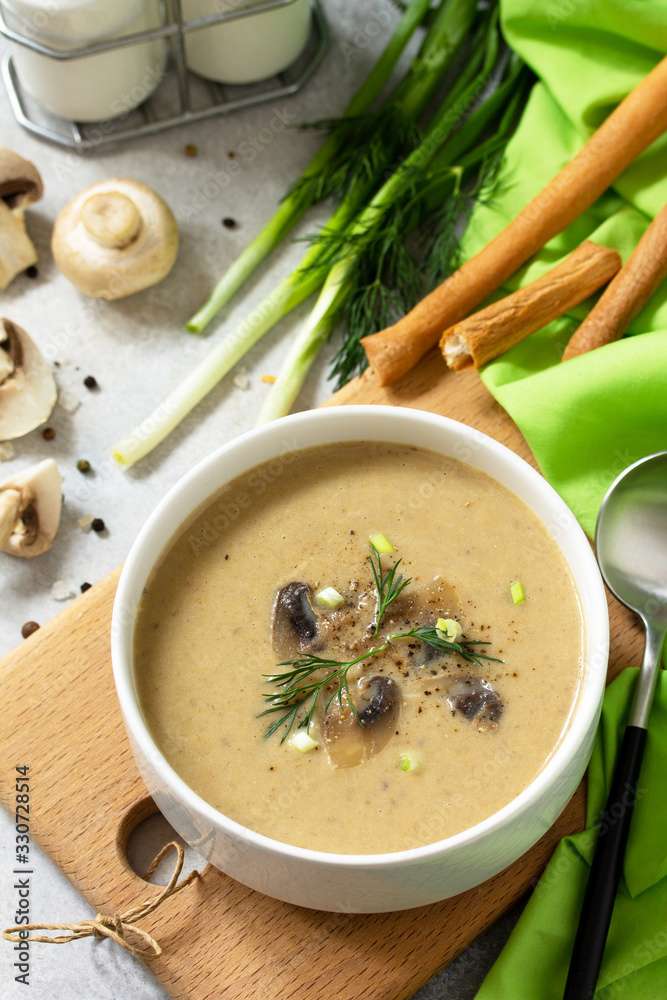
[423,64,531,282]
[326,48,532,389]
[420,167,468,286]
[368,545,412,636]
[288,108,423,210]
[329,279,404,389]
[327,164,432,388]
[324,29,500,386]
[327,145,514,388]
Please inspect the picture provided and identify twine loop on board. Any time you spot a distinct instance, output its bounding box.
[2,841,200,960]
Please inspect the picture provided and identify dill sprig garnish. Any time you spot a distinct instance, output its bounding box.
[260,644,387,742]
[368,545,412,636]
[260,623,501,742]
[393,625,502,668]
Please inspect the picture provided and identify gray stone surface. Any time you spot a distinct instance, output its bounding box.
[0,3,519,996]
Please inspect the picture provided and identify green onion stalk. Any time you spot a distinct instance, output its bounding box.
[185,0,434,335]
[112,0,479,467]
[257,16,503,423]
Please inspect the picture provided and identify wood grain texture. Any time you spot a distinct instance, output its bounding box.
[0,355,643,1000]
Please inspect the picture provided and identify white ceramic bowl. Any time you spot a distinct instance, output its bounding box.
[112,406,609,913]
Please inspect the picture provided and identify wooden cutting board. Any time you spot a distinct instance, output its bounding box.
[0,353,643,1000]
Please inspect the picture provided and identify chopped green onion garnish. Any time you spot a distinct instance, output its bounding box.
[436,617,462,641]
[510,580,526,605]
[369,532,395,555]
[288,729,319,753]
[314,586,345,610]
[399,751,419,773]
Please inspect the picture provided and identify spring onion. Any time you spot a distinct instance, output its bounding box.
[399,751,420,773]
[369,532,395,555]
[315,586,345,610]
[288,729,319,753]
[113,0,477,466]
[436,617,463,641]
[510,580,526,605]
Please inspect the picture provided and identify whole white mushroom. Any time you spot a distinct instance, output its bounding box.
[52,178,179,299]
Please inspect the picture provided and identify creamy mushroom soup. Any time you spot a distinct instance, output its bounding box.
[135,442,583,854]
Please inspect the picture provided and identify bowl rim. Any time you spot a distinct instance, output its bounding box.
[112,405,609,868]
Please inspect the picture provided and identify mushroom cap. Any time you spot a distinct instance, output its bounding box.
[0,148,43,211]
[52,178,179,300]
[0,318,57,440]
[0,458,62,558]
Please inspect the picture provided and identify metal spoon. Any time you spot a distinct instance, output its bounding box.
[564,451,667,999]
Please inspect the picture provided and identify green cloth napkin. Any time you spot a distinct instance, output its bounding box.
[458,0,667,538]
[453,2,667,995]
[477,671,667,998]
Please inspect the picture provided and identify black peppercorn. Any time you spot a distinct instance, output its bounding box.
[77,459,91,474]
[42,427,55,441]
[80,582,92,593]
[222,217,239,230]
[91,517,106,533]
[83,375,98,390]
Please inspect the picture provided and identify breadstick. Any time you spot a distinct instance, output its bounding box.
[441,241,620,369]
[361,56,667,385]
[562,204,667,360]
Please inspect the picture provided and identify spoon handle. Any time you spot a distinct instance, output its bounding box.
[563,723,646,999]
[564,622,665,999]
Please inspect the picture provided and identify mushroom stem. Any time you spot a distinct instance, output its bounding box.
[81,192,142,249]
[0,489,21,549]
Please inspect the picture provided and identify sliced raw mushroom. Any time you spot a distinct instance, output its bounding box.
[322,674,400,769]
[0,318,56,439]
[447,676,503,731]
[0,149,43,290]
[272,581,319,658]
[52,178,179,299]
[0,458,62,558]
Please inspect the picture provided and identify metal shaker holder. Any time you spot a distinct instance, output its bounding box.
[0,0,329,150]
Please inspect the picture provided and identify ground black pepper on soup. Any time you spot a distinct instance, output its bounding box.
[135,442,583,854]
